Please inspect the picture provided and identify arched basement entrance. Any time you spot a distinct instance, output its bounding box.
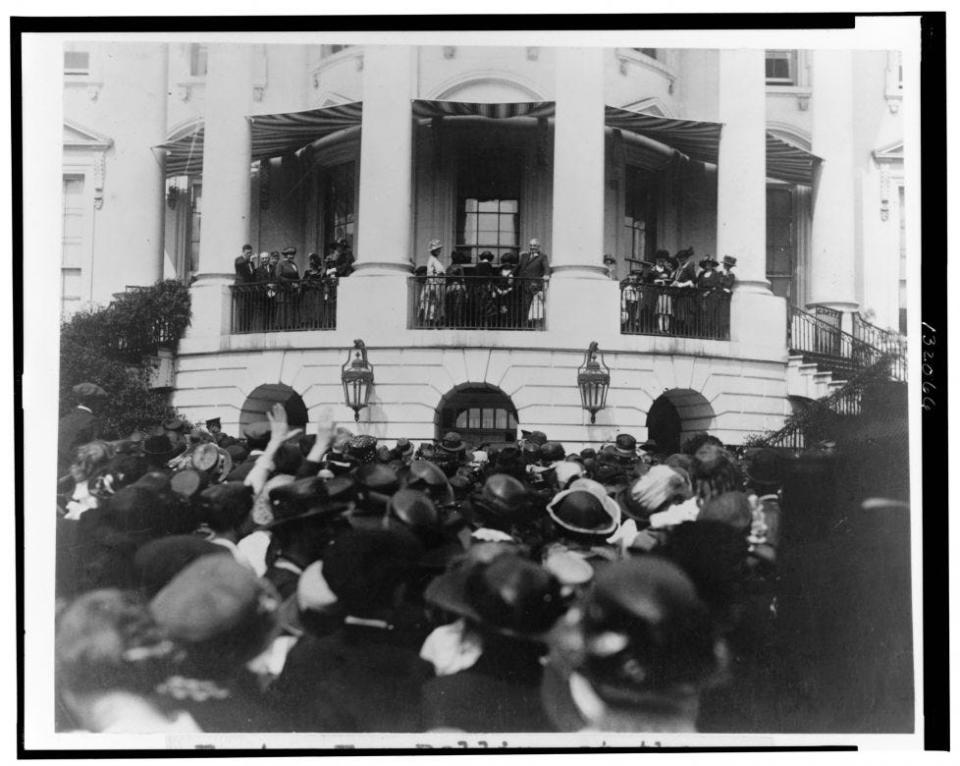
[435,383,519,449]
[646,388,715,455]
[239,383,308,430]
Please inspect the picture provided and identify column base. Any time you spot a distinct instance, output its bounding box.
[731,289,787,357]
[545,277,621,345]
[337,273,412,339]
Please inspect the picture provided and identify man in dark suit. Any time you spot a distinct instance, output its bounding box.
[515,238,550,327]
[58,382,106,477]
[234,244,256,284]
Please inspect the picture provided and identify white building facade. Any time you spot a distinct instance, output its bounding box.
[61,42,907,450]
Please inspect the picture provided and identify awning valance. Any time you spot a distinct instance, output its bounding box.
[412,99,556,120]
[603,105,723,167]
[156,102,364,178]
[765,132,821,186]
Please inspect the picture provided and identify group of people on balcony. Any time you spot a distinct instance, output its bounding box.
[233,242,355,332]
[56,384,786,734]
[620,249,737,339]
[415,238,551,330]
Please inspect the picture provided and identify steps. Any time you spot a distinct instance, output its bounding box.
[786,354,846,400]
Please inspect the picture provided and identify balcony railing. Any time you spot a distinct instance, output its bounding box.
[230,280,337,333]
[409,275,548,330]
[788,306,892,379]
[620,283,731,340]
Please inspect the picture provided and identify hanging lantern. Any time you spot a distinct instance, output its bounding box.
[341,339,375,422]
[577,341,610,424]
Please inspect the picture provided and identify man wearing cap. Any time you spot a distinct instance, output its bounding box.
[58,382,107,477]
[274,247,300,329]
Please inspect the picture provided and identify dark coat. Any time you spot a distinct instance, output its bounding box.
[266,623,433,732]
[697,269,721,291]
[673,259,698,286]
[58,407,99,475]
[234,256,257,284]
[516,251,550,280]
[277,260,300,282]
[420,638,554,732]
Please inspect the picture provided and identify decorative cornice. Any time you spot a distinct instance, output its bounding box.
[614,48,677,94]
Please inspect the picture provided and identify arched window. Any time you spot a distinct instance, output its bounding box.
[436,384,519,448]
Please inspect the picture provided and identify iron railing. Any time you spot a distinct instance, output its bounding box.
[409,275,548,330]
[753,353,898,450]
[853,312,907,381]
[230,280,338,333]
[788,306,886,379]
[620,283,731,340]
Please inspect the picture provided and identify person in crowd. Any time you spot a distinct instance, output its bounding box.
[652,249,675,333]
[541,556,727,732]
[59,382,108,479]
[671,247,700,335]
[446,248,472,326]
[418,239,447,326]
[333,238,355,278]
[516,238,550,328]
[299,252,326,327]
[697,255,721,334]
[718,255,737,337]
[602,253,617,280]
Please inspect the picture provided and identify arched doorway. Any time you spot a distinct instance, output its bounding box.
[646,388,715,454]
[239,383,308,430]
[435,383,519,449]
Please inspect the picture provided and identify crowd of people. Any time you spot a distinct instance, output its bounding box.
[55,378,786,735]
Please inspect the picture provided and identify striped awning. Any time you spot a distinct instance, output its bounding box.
[604,105,724,167]
[156,102,364,177]
[765,132,821,186]
[412,99,556,120]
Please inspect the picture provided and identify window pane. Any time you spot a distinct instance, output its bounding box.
[482,409,494,429]
[495,409,507,430]
[469,408,481,428]
[500,200,518,213]
[478,200,499,213]
[465,198,478,213]
[456,411,467,429]
[508,413,517,429]
[476,213,500,232]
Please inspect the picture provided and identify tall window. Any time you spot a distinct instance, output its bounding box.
[898,186,906,334]
[624,167,659,263]
[63,50,90,76]
[766,186,796,304]
[62,175,86,316]
[188,181,202,275]
[189,44,208,77]
[456,148,521,262]
[765,50,797,85]
[323,161,356,249]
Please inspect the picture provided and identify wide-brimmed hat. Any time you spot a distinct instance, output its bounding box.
[142,434,180,462]
[473,473,528,522]
[265,476,351,529]
[424,553,566,640]
[638,439,659,453]
[722,255,737,267]
[699,256,719,269]
[281,247,297,256]
[387,488,439,531]
[194,481,253,523]
[134,535,229,598]
[72,382,107,399]
[547,478,621,538]
[521,430,548,447]
[438,431,468,454]
[540,442,566,463]
[353,462,400,509]
[613,434,638,460]
[403,459,454,504]
[428,239,443,253]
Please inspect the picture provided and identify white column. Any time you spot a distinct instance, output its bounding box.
[546,47,619,345]
[716,48,768,290]
[550,47,606,277]
[353,45,414,274]
[338,45,416,338]
[717,49,786,357]
[184,44,252,344]
[809,49,859,320]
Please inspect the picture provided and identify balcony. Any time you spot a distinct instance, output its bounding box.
[408,275,548,331]
[619,283,731,341]
[230,281,337,334]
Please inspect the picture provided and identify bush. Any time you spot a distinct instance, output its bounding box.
[59,280,192,440]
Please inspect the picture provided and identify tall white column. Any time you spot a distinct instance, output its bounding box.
[546,48,619,345]
[809,49,859,319]
[716,48,768,290]
[717,49,786,357]
[353,45,414,274]
[184,44,253,344]
[338,45,416,338]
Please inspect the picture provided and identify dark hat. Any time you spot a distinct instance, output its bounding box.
[697,491,753,535]
[546,478,621,538]
[699,256,719,269]
[195,481,253,519]
[500,251,519,266]
[451,250,472,265]
[242,421,271,441]
[405,459,453,495]
[638,439,659,453]
[346,434,378,464]
[281,247,297,256]
[225,443,249,463]
[354,462,400,494]
[163,418,189,433]
[387,488,439,530]
[205,418,221,430]
[394,438,414,458]
[425,553,565,639]
[744,448,784,488]
[438,431,468,454]
[722,255,737,267]
[134,536,229,598]
[580,447,597,460]
[72,382,107,399]
[322,529,424,616]
[521,430,548,447]
[142,434,178,460]
[579,557,717,701]
[614,434,638,460]
[474,473,528,521]
[170,468,208,498]
[479,250,495,262]
[150,554,280,644]
[540,442,566,463]
[266,476,348,529]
